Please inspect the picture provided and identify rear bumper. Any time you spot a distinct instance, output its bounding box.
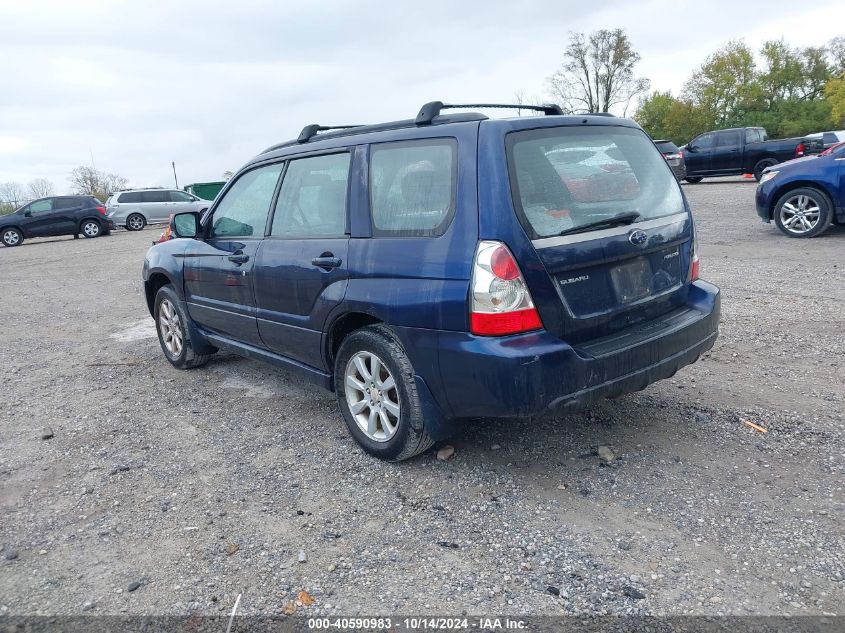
[414,280,720,419]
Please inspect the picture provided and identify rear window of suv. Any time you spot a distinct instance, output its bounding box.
[507,126,685,239]
[654,140,679,154]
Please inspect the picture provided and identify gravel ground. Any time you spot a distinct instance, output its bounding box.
[0,178,843,619]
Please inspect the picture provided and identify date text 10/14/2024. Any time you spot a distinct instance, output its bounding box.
[307,617,529,630]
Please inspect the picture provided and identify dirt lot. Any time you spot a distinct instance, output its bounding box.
[1,178,843,618]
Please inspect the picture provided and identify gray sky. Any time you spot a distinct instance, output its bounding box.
[1,0,843,194]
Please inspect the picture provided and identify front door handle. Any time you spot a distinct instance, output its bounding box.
[311,255,342,270]
[228,253,249,264]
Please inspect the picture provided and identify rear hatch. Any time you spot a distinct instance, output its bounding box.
[507,125,693,344]
[654,140,682,166]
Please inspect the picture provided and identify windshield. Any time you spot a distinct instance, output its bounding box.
[507,126,686,239]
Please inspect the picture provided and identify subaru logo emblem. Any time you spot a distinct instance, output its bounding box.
[628,229,648,246]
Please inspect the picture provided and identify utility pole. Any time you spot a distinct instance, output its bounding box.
[172,162,179,189]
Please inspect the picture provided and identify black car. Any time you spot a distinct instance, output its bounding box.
[0,196,113,247]
[653,139,686,181]
[681,127,801,182]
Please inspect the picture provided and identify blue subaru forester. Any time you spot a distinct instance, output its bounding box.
[143,101,720,460]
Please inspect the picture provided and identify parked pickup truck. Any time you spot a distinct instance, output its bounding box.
[681,127,801,182]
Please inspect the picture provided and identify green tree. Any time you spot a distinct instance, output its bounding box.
[683,40,758,128]
[635,91,677,139]
[825,73,845,127]
[663,100,715,144]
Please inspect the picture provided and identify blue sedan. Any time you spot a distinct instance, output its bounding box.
[756,142,845,237]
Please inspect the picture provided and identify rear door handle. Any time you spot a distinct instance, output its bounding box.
[228,253,249,264]
[311,256,342,270]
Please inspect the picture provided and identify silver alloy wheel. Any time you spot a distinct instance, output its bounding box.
[344,351,400,442]
[779,194,821,235]
[2,229,20,246]
[128,215,144,230]
[158,299,184,357]
[83,221,100,237]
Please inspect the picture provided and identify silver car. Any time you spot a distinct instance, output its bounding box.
[106,189,212,231]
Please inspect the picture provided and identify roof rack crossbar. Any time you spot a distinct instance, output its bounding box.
[298,124,360,144]
[415,101,563,125]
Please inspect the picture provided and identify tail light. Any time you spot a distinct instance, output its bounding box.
[679,150,684,159]
[795,142,805,157]
[96,206,107,215]
[690,230,700,282]
[470,241,542,336]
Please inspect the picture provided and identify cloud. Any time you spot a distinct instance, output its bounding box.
[1,0,843,192]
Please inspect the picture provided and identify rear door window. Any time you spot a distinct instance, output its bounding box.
[271,153,350,237]
[717,132,740,147]
[142,190,169,203]
[369,139,457,236]
[507,126,685,239]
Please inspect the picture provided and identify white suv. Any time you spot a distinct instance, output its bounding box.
[106,189,212,231]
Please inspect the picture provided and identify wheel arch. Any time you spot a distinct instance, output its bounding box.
[126,211,147,225]
[768,181,834,219]
[144,271,175,317]
[1,224,25,238]
[325,311,383,372]
[78,216,107,230]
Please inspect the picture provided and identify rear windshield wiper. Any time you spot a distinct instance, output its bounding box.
[556,211,642,237]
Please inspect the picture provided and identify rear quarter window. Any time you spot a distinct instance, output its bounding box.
[507,126,685,239]
[52,198,78,210]
[369,139,457,237]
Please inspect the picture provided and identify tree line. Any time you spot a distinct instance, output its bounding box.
[525,30,845,145]
[636,37,845,144]
[0,167,128,215]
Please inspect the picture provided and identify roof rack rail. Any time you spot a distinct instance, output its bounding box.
[298,124,360,144]
[582,112,615,117]
[415,101,563,125]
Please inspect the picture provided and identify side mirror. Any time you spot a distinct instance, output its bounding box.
[172,212,199,238]
[686,144,696,153]
[24,210,32,217]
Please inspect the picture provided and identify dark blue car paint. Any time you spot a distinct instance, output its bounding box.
[143,113,720,430]
[755,147,845,223]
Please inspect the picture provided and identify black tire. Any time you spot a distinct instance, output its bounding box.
[154,285,213,369]
[685,176,703,184]
[80,220,102,238]
[126,214,146,231]
[773,187,833,239]
[1,227,23,247]
[334,324,435,461]
[753,158,778,182]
